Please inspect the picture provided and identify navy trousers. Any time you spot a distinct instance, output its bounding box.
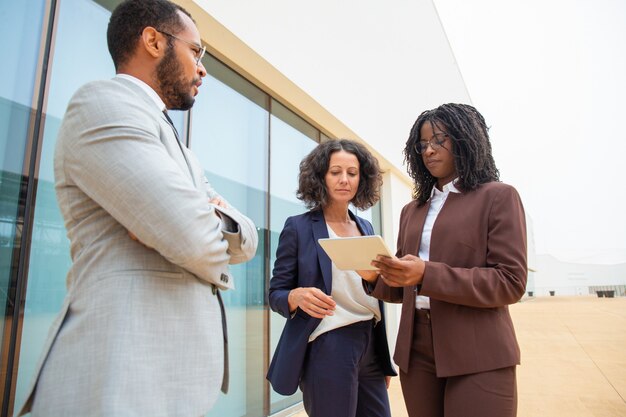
[299,320,391,417]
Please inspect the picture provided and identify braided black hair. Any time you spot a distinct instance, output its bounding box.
[404,103,500,205]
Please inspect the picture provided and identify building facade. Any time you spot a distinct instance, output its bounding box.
[534,255,626,297]
[0,1,472,416]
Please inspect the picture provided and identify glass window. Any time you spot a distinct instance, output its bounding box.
[370,201,383,235]
[191,55,269,417]
[355,201,382,235]
[14,0,116,411]
[0,0,46,411]
[10,1,324,416]
[269,100,319,414]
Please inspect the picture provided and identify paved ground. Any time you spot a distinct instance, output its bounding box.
[292,296,626,416]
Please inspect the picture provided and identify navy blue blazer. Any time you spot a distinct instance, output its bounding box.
[266,209,396,396]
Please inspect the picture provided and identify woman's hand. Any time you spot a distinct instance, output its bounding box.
[371,254,425,287]
[356,270,379,283]
[385,376,392,389]
[288,287,336,319]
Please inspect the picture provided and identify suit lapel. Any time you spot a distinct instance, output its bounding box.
[403,201,431,299]
[312,209,371,295]
[406,201,430,257]
[311,210,333,294]
[160,113,197,187]
[113,78,196,187]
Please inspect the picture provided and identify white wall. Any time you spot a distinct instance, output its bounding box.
[194,0,472,171]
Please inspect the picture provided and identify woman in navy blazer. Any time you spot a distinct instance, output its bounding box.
[267,139,396,417]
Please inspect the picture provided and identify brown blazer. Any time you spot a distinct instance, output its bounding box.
[372,181,527,377]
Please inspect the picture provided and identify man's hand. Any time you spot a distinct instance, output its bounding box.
[209,197,228,209]
[371,254,425,287]
[128,231,153,249]
[288,287,336,318]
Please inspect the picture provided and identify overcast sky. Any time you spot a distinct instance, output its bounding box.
[433,0,626,264]
[201,0,626,265]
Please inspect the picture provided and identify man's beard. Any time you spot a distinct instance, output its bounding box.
[156,46,198,111]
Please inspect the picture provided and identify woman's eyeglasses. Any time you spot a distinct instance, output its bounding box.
[415,134,449,154]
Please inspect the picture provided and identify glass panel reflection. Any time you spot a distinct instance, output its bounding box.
[0,0,46,410]
[14,0,116,411]
[269,100,318,414]
[191,55,269,417]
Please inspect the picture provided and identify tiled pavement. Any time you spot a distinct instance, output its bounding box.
[291,296,626,417]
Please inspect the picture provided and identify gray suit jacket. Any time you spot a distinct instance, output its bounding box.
[19,77,258,417]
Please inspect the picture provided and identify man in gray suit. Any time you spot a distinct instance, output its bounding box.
[19,1,258,416]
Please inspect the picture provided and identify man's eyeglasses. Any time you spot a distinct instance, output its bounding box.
[157,29,206,66]
[415,134,450,154]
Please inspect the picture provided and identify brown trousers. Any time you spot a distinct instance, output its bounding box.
[399,309,517,417]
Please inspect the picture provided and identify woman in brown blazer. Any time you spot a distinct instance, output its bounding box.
[366,103,527,417]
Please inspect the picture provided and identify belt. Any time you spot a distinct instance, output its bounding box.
[415,308,431,322]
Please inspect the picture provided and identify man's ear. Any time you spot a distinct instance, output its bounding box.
[141,26,166,59]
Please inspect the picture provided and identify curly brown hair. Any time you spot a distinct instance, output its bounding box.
[297,139,383,210]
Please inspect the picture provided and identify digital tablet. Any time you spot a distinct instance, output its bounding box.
[317,235,393,271]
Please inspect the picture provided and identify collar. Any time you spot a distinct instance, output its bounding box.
[430,178,461,197]
[116,74,166,112]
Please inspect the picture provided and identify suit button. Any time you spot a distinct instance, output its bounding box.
[220,273,229,283]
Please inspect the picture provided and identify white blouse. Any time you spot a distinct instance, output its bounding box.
[309,225,381,342]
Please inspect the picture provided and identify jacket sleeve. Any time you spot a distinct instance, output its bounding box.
[59,82,241,289]
[268,217,299,318]
[201,173,258,265]
[368,277,405,303]
[421,185,528,308]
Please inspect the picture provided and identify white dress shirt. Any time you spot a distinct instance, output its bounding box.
[416,179,460,310]
[116,74,166,112]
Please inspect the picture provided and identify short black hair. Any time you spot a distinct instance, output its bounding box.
[297,139,383,210]
[107,0,193,70]
[404,103,500,205]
